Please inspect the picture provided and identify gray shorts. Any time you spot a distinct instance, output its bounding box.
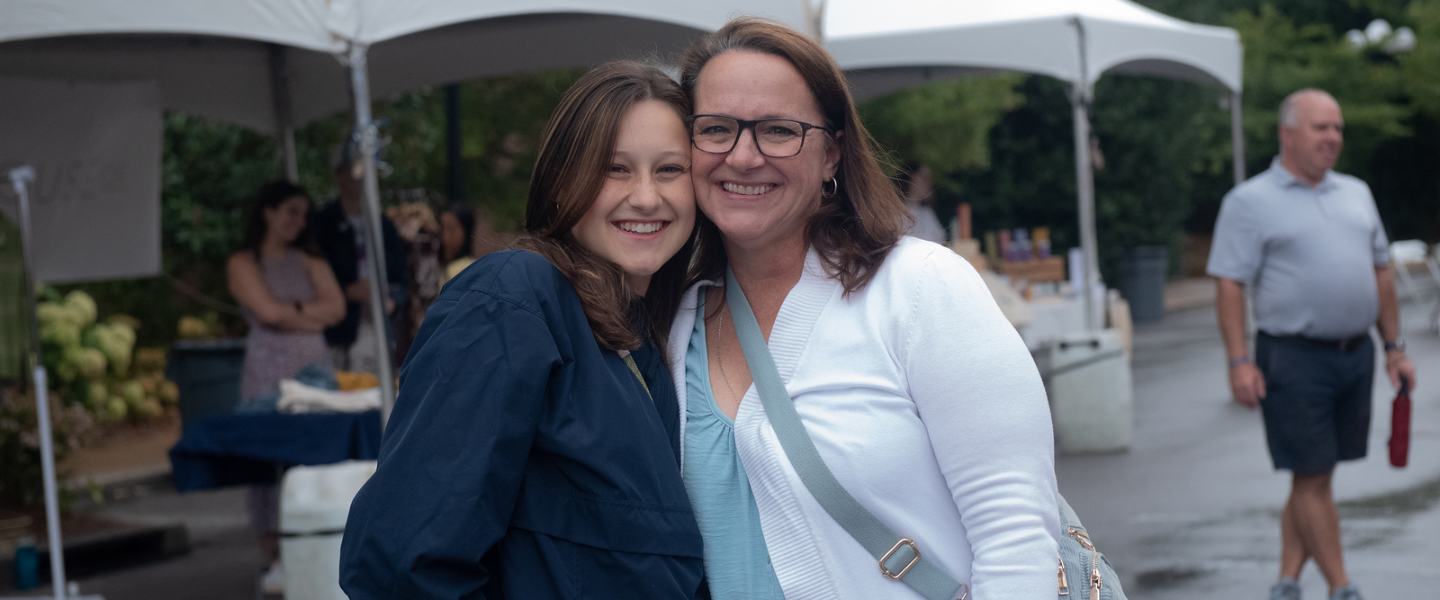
[1255,332,1374,475]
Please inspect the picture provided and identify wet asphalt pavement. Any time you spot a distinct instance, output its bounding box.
[27,299,1440,600]
[1058,300,1440,599]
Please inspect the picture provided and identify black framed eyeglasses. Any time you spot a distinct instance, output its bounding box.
[686,114,835,158]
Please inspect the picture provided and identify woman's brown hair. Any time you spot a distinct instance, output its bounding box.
[679,17,910,294]
[241,180,321,260]
[515,60,695,353]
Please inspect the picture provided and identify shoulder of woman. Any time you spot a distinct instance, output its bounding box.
[226,251,257,271]
[874,237,979,289]
[438,249,576,312]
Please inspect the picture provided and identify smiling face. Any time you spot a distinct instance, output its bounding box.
[691,50,842,254]
[263,195,309,245]
[1280,92,1344,184]
[570,99,696,294]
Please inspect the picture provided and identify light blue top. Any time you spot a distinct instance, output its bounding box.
[682,292,785,600]
[1207,157,1390,338]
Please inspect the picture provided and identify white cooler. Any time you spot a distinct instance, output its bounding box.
[1048,329,1133,453]
[280,460,377,600]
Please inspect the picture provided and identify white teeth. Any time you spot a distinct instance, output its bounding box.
[724,182,772,195]
[617,221,662,234]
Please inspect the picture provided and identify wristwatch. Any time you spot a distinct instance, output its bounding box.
[1384,338,1405,353]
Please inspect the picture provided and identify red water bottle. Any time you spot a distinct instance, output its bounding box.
[1388,377,1411,468]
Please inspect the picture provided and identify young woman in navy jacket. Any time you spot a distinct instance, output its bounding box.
[339,61,702,599]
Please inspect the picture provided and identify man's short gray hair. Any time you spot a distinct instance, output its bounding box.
[1279,88,1337,128]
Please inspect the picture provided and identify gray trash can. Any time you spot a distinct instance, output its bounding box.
[166,338,245,427]
[1114,245,1168,323]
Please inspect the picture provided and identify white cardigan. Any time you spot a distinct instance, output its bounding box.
[667,237,1060,600]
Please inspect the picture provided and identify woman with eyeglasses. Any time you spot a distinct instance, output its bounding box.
[667,18,1060,599]
[339,61,703,599]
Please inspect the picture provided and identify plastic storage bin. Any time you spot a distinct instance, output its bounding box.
[1048,329,1133,453]
[280,460,376,600]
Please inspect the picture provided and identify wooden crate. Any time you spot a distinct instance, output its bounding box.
[999,256,1066,282]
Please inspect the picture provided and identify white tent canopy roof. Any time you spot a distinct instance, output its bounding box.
[0,0,334,51]
[826,0,1242,100]
[0,0,804,132]
[337,0,769,46]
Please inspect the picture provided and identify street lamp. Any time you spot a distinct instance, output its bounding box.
[1347,19,1417,54]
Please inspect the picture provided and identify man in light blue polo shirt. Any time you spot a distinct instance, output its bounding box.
[1208,89,1417,600]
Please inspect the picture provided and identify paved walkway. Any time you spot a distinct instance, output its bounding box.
[61,416,178,489]
[1059,299,1440,599]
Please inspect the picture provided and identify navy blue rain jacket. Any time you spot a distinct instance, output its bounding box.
[339,250,704,599]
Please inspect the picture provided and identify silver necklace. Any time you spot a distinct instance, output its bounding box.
[714,299,741,400]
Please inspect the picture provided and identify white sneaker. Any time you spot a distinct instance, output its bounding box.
[1269,578,1301,600]
[261,561,285,595]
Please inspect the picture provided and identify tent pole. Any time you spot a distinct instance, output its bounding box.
[1070,18,1101,331]
[803,0,828,42]
[1230,91,1245,186]
[344,44,397,426]
[269,45,299,183]
[1071,90,1101,331]
[9,166,67,600]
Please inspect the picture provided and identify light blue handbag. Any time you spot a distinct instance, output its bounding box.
[1056,494,1127,600]
[724,269,1127,600]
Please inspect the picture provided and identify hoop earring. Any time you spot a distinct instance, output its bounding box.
[821,176,839,198]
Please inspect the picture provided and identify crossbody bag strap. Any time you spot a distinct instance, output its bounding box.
[724,268,968,600]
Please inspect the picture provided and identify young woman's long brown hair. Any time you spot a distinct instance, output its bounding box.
[679,17,910,295]
[515,60,695,353]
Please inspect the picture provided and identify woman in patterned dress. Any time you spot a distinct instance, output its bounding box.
[226,180,346,585]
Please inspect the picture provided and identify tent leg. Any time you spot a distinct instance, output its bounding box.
[269,45,299,183]
[279,129,298,184]
[1071,92,1101,331]
[9,166,67,600]
[344,45,398,427]
[1230,91,1245,186]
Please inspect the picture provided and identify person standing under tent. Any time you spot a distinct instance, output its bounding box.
[898,162,946,243]
[439,202,478,286]
[340,61,703,599]
[669,18,1058,599]
[312,141,408,375]
[1207,88,1417,600]
[226,180,345,592]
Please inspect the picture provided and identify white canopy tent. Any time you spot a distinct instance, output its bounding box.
[824,0,1245,329]
[2,0,790,140]
[2,1,804,597]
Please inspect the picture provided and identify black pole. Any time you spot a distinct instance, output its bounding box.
[445,84,464,202]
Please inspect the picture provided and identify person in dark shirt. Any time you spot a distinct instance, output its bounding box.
[339,60,701,599]
[310,142,408,374]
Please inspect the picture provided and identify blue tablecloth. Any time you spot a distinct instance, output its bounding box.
[169,411,382,492]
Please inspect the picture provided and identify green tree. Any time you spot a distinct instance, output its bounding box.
[1402,0,1440,118]
[860,75,1023,175]
[293,70,586,231]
